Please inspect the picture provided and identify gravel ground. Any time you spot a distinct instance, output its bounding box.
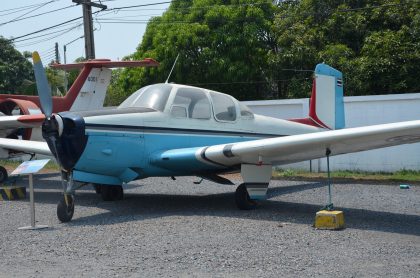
[0,174,419,278]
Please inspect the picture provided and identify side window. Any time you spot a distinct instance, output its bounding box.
[210,92,237,121]
[171,88,211,120]
[239,102,254,119]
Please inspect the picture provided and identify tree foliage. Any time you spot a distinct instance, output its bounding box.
[0,36,34,93]
[107,0,276,105]
[106,0,420,105]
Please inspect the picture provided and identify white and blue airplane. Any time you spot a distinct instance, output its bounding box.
[1,52,420,222]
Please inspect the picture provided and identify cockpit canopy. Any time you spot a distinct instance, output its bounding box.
[118,83,254,121]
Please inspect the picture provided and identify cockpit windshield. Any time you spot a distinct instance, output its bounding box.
[118,84,172,111]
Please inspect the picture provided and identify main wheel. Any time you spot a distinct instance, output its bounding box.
[235,183,257,210]
[93,184,101,194]
[100,185,123,201]
[0,166,8,183]
[57,195,74,223]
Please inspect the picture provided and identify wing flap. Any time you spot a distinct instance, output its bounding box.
[0,138,51,156]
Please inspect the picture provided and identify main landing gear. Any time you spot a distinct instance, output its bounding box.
[235,183,258,210]
[93,184,124,201]
[0,166,8,183]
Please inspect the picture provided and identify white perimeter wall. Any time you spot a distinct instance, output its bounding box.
[243,93,420,172]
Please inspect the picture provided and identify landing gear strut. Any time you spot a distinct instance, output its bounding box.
[235,183,258,210]
[57,171,76,222]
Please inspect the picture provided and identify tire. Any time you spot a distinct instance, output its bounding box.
[100,185,123,201]
[93,184,101,194]
[0,166,8,183]
[235,183,257,210]
[57,195,74,223]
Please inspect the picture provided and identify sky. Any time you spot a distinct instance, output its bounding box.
[1,0,171,63]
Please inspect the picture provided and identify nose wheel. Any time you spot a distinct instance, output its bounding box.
[57,194,74,223]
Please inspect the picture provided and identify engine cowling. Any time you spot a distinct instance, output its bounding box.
[0,98,42,140]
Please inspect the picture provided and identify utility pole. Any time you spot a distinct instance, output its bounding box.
[72,0,106,60]
[55,42,60,63]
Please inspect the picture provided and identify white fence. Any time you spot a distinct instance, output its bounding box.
[243,93,420,172]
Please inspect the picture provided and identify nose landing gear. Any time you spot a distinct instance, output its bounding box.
[56,171,77,223]
[57,194,74,223]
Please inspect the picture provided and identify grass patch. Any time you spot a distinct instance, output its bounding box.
[273,168,420,183]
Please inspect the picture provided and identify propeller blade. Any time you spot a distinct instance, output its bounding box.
[32,51,53,117]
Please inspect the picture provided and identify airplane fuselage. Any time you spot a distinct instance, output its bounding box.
[63,83,323,186]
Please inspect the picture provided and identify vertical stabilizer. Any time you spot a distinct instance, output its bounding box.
[289,63,345,130]
[69,68,111,111]
[309,64,345,130]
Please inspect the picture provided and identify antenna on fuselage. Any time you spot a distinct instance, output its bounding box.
[165,53,180,84]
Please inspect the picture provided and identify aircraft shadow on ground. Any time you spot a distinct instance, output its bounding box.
[12,176,419,236]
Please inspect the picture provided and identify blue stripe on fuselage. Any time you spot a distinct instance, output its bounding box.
[73,128,273,185]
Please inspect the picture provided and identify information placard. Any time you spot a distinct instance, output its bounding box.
[11,159,50,176]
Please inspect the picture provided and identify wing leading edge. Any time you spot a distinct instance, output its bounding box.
[152,120,420,170]
[0,138,51,156]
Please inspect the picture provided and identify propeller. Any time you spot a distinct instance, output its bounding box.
[32,51,63,168]
[32,51,87,173]
[32,51,53,118]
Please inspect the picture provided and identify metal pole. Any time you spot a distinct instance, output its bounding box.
[55,42,59,63]
[326,148,333,210]
[63,45,68,91]
[29,174,35,227]
[18,173,48,230]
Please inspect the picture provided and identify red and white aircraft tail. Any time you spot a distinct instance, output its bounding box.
[0,58,159,140]
[290,63,345,130]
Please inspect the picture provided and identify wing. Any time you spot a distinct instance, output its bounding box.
[152,120,420,170]
[0,114,45,129]
[0,138,51,156]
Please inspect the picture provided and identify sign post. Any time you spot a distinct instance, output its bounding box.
[13,159,51,230]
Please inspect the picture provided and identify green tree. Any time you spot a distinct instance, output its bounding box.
[0,36,34,93]
[107,0,277,105]
[271,0,420,96]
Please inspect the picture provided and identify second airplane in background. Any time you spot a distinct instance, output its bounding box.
[0,55,159,181]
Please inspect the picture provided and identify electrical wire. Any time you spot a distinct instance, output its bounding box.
[9,17,82,41]
[0,0,59,27]
[0,1,54,15]
[15,24,83,47]
[13,22,83,43]
[0,4,78,26]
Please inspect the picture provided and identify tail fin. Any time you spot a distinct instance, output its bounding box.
[50,58,159,112]
[68,67,111,111]
[289,63,345,130]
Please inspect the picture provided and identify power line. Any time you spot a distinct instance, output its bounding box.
[0,1,53,14]
[0,0,59,27]
[15,24,83,48]
[9,16,83,41]
[13,23,83,43]
[0,4,77,26]
[7,1,171,42]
